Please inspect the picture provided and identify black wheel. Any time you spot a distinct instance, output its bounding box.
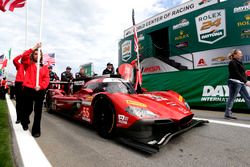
[93,96,116,138]
[45,91,54,114]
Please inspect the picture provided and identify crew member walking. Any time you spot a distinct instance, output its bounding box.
[13,49,33,123]
[21,42,49,137]
[225,49,250,119]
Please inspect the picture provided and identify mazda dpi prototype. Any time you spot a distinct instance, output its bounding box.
[46,77,206,153]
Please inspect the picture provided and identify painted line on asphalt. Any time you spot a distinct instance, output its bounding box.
[6,95,52,167]
[194,117,250,128]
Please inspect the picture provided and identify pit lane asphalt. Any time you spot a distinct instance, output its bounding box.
[33,108,250,167]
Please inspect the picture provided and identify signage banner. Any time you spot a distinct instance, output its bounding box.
[169,45,250,70]
[143,63,250,110]
[141,57,178,74]
[121,40,132,62]
[193,45,250,69]
[80,63,93,76]
[124,0,218,37]
[195,9,226,44]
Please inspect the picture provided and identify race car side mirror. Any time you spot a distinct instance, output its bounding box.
[141,88,148,93]
[83,88,93,94]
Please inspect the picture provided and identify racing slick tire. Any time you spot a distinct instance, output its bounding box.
[45,90,54,114]
[93,95,116,139]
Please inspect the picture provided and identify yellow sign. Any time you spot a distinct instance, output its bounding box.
[86,96,93,101]
[200,18,221,31]
[178,95,184,102]
[175,30,189,40]
[126,100,147,107]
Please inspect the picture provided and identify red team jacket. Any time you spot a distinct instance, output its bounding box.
[21,49,50,90]
[13,49,33,82]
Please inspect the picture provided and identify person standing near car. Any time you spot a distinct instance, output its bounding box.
[74,67,87,92]
[48,66,59,89]
[102,62,114,75]
[13,49,33,124]
[75,67,86,80]
[21,42,50,138]
[61,66,74,94]
[225,49,250,119]
[48,66,59,81]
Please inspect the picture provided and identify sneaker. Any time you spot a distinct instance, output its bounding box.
[224,115,237,119]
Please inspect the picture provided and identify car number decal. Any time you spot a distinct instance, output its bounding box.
[81,107,90,122]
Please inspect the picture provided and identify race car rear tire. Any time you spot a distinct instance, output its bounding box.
[45,91,54,114]
[93,96,116,139]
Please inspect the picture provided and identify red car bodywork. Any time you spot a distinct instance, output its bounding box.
[46,77,205,153]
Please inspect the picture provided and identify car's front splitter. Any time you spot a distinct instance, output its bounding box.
[116,119,208,154]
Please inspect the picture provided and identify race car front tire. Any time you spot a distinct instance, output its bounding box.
[93,95,116,139]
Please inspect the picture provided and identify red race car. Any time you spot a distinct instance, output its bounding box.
[45,76,206,153]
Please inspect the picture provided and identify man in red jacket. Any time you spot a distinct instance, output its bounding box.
[21,42,50,138]
[13,49,33,124]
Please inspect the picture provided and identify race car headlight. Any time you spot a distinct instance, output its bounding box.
[125,106,158,118]
[185,102,190,110]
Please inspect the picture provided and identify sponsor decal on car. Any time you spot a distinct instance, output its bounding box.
[178,107,189,114]
[178,95,183,102]
[103,78,127,83]
[126,100,147,108]
[166,101,177,106]
[141,94,169,102]
[118,114,129,124]
[81,100,91,106]
[86,96,93,101]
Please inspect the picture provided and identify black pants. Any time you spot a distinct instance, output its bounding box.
[22,87,45,135]
[63,83,71,94]
[15,82,23,121]
[10,86,15,99]
[0,86,6,99]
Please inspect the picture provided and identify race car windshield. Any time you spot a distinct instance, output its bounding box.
[104,82,136,94]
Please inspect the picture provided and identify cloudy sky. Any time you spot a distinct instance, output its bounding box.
[0,0,188,77]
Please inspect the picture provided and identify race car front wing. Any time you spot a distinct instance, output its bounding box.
[117,119,208,154]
